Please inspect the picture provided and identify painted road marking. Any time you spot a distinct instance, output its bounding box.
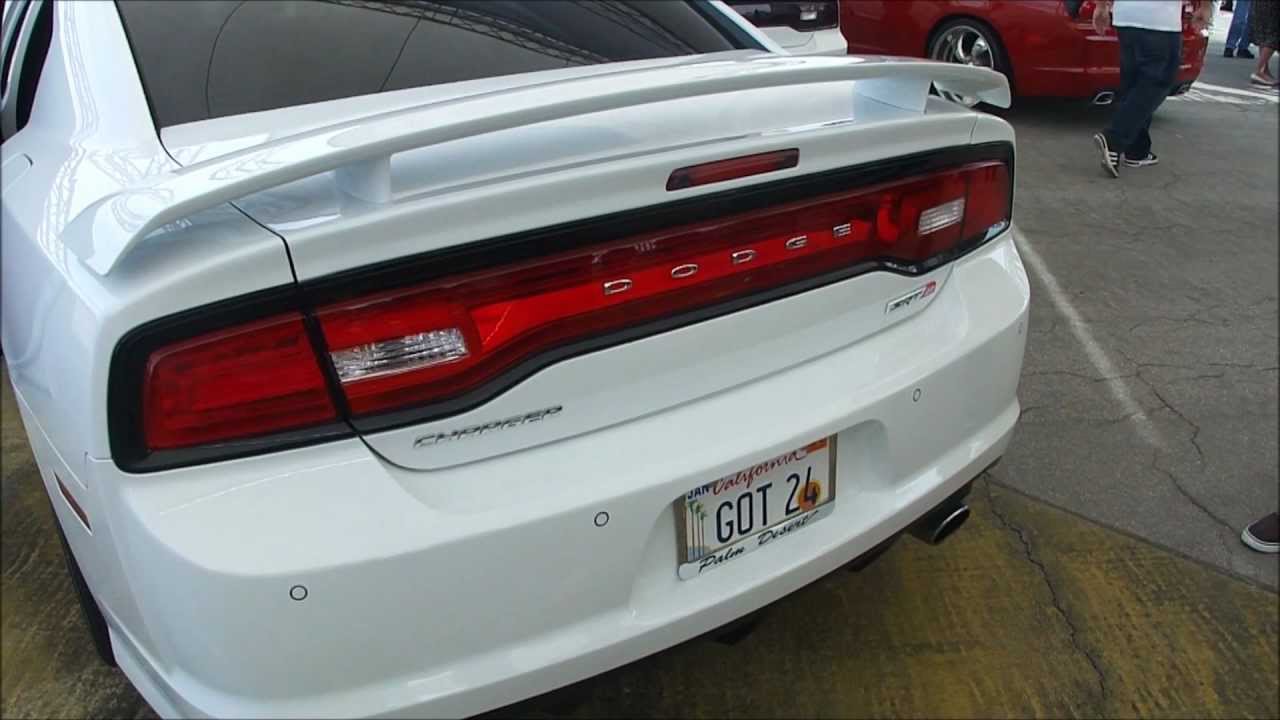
[1015,235,1166,450]
[1170,88,1275,106]
[1189,81,1279,101]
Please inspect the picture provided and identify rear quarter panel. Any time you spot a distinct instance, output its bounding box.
[1,0,300,676]
[0,1,294,466]
[1074,5,1208,97]
[841,0,943,56]
[841,1,1090,96]
[840,0,1204,100]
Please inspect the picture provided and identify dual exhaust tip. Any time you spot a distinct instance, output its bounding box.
[909,490,971,545]
[846,482,977,573]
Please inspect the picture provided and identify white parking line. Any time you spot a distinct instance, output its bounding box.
[1170,88,1272,105]
[1189,81,1279,102]
[1015,235,1166,449]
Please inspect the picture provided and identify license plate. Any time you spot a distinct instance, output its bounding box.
[676,437,836,580]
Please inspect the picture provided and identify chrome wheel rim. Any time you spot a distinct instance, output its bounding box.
[930,25,997,106]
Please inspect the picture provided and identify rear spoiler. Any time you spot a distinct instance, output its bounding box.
[67,53,1010,275]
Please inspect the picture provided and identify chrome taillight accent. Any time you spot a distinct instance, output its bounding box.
[918,198,966,236]
[330,329,470,382]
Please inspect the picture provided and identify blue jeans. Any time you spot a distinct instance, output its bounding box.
[1103,27,1182,159]
[1226,0,1253,50]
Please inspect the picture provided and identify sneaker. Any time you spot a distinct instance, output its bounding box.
[1224,48,1235,58]
[1237,48,1255,59]
[1093,132,1119,178]
[1122,152,1159,167]
[1242,512,1279,553]
[1249,73,1278,86]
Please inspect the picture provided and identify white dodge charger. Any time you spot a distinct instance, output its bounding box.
[1,0,1028,717]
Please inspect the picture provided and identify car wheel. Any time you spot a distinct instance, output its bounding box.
[927,19,1010,107]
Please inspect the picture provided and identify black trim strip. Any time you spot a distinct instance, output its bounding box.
[108,141,1014,472]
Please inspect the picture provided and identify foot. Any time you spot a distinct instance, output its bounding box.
[1237,47,1255,59]
[1093,132,1119,178]
[1249,72,1277,86]
[1242,512,1279,553]
[1122,152,1159,168]
[1224,47,1234,57]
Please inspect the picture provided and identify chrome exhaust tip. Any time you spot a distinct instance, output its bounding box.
[910,499,971,545]
[1091,91,1116,106]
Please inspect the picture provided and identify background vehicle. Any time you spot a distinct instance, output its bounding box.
[2,1,1025,717]
[840,0,1208,103]
[723,0,848,55]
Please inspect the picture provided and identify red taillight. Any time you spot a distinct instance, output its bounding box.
[117,152,1010,468]
[141,314,337,450]
[317,161,1010,417]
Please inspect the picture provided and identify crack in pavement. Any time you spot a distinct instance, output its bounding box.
[983,481,1109,704]
[1092,348,1265,570]
[1113,345,1279,376]
[1018,404,1046,422]
[1022,369,1139,383]
[1148,449,1236,563]
[1127,315,1224,333]
[1141,379,1206,463]
[1161,371,1227,384]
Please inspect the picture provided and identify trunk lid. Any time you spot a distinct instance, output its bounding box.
[121,55,1011,471]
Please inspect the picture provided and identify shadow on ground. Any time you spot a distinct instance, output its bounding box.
[494,479,1278,719]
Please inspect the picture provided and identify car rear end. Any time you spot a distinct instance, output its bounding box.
[1065,0,1207,101]
[722,0,847,55]
[17,2,1027,717]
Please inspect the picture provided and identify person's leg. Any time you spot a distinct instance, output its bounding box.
[1116,26,1139,102]
[1122,39,1178,163]
[1095,27,1142,176]
[1104,29,1179,156]
[1226,0,1252,52]
[1127,124,1154,162]
[1253,46,1277,83]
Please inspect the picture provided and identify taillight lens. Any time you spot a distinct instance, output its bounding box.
[316,161,1010,417]
[117,150,1011,469]
[141,314,337,450]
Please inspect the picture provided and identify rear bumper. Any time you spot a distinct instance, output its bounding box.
[1015,30,1207,99]
[90,229,1030,719]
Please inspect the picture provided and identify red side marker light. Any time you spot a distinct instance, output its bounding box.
[56,474,90,531]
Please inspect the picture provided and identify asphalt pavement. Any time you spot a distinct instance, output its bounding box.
[992,28,1279,591]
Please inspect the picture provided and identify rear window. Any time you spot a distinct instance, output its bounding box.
[115,0,750,129]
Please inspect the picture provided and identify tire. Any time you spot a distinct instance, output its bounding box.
[927,18,1011,107]
[51,506,116,667]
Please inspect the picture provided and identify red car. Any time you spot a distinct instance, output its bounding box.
[840,1,1207,103]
